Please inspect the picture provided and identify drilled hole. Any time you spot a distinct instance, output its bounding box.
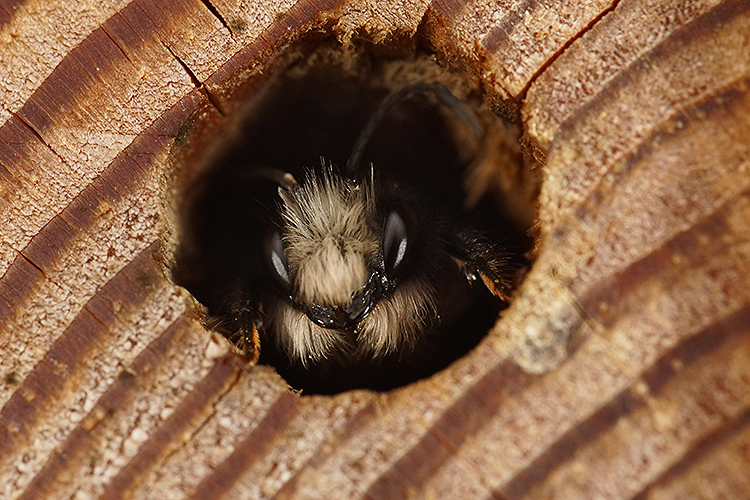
[172,44,536,394]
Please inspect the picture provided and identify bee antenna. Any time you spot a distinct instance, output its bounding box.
[345,83,485,180]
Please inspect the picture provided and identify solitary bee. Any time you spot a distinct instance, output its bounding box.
[176,80,519,393]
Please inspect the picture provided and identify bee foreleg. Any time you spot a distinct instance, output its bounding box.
[448,229,514,301]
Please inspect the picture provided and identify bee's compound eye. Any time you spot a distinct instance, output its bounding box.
[264,226,292,291]
[383,206,416,279]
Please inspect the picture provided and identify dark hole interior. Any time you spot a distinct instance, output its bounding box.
[174,56,532,394]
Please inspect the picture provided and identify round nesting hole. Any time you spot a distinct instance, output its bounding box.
[172,46,536,394]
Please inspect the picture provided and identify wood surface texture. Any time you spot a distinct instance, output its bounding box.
[1,0,749,498]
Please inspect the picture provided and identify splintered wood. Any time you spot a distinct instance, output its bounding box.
[1,0,749,498]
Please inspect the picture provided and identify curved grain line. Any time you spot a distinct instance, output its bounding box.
[0,246,44,324]
[0,241,163,461]
[0,90,202,330]
[641,307,750,396]
[498,304,750,499]
[98,355,244,500]
[272,401,378,499]
[16,315,194,499]
[364,361,534,499]
[525,0,732,149]
[0,0,242,280]
[0,0,137,126]
[575,320,750,498]
[632,407,750,500]
[535,0,750,239]
[428,0,608,102]
[482,0,535,53]
[482,0,618,97]
[547,73,750,300]
[499,387,646,499]
[0,2,21,27]
[187,390,300,500]
[495,186,750,497]
[579,187,750,328]
[547,0,750,150]
[570,73,750,230]
[12,24,135,142]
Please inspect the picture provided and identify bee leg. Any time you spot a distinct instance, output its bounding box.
[209,287,263,363]
[250,305,267,363]
[448,229,514,301]
[232,301,263,364]
[239,305,263,364]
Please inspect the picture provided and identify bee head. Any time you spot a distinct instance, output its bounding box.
[275,170,380,326]
[263,168,430,364]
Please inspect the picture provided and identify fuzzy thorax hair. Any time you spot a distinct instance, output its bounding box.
[270,171,437,365]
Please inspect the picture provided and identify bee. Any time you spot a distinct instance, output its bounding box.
[176,79,519,393]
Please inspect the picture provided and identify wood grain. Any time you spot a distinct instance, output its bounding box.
[1,0,748,498]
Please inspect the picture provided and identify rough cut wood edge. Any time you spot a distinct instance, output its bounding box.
[0,0,749,499]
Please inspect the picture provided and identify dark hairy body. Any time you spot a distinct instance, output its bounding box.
[175,75,522,393]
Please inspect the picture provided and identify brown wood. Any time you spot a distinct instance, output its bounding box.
[1,0,749,498]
